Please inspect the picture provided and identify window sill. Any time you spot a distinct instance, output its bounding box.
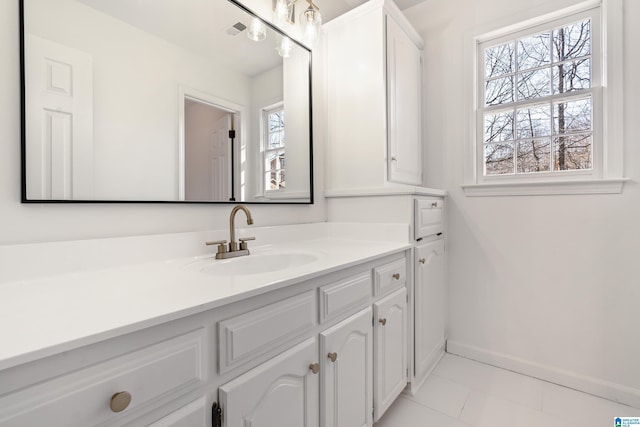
[461,178,628,196]
[257,190,311,201]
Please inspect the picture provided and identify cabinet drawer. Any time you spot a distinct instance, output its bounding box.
[319,272,371,323]
[373,258,406,296]
[0,329,205,427]
[218,290,316,373]
[414,198,444,239]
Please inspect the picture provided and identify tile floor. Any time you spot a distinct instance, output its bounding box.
[375,354,640,427]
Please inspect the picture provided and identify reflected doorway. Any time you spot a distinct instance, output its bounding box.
[178,88,243,201]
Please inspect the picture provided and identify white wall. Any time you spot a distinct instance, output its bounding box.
[282,47,312,198]
[0,0,324,245]
[407,0,640,406]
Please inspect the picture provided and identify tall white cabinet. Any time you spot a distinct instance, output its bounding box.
[327,192,446,396]
[324,0,423,191]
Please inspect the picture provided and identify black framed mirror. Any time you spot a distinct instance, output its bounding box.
[20,0,313,203]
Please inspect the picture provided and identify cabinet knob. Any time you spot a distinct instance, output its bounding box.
[379,318,387,326]
[327,352,338,363]
[110,391,132,413]
[391,157,397,161]
[392,273,400,280]
[309,363,320,374]
[419,258,426,264]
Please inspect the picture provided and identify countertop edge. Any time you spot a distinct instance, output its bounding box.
[0,241,412,372]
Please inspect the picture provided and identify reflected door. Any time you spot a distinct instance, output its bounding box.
[25,35,94,200]
[184,99,232,201]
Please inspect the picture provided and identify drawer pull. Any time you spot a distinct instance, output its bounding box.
[110,391,132,413]
[379,318,387,326]
[328,352,338,363]
[419,258,426,264]
[309,363,320,374]
[431,202,438,208]
[392,273,400,280]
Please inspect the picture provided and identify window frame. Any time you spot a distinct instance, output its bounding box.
[463,0,625,196]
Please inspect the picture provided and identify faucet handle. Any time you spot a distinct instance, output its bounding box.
[206,240,227,246]
[206,240,228,256]
[239,237,255,251]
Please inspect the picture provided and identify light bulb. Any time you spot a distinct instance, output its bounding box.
[274,0,290,26]
[277,36,293,58]
[300,3,321,45]
[247,17,266,42]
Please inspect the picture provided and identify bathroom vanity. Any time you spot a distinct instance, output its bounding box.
[0,225,413,427]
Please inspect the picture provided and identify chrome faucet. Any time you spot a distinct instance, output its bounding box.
[206,205,256,259]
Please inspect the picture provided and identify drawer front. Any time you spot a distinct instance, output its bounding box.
[0,329,205,427]
[218,290,316,373]
[414,198,444,239]
[319,272,371,323]
[373,258,406,296]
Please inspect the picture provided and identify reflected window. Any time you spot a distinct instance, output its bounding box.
[262,104,286,192]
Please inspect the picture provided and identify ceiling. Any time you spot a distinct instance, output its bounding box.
[319,0,428,23]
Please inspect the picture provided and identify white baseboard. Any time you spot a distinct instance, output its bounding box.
[447,340,640,409]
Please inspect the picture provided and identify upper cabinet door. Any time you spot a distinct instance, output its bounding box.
[320,307,373,427]
[386,15,423,186]
[219,338,319,427]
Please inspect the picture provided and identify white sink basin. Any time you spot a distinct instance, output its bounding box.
[200,252,320,276]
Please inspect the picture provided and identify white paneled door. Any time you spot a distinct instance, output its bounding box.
[373,287,408,421]
[321,307,373,427]
[25,35,93,200]
[219,338,320,427]
[415,239,446,380]
[386,15,422,186]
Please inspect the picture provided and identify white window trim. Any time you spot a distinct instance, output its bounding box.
[462,0,626,196]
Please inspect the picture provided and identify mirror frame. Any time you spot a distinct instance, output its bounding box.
[19,0,314,204]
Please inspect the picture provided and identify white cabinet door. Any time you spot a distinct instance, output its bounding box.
[373,288,408,422]
[414,239,446,381]
[386,15,423,186]
[320,308,373,427]
[219,338,319,427]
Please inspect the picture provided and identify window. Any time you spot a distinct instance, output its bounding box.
[262,104,286,192]
[464,0,625,196]
[483,16,594,176]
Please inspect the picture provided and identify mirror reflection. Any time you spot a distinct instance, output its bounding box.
[21,0,313,203]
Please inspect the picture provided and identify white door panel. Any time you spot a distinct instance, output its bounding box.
[321,307,373,427]
[219,338,319,427]
[374,288,408,421]
[25,35,93,200]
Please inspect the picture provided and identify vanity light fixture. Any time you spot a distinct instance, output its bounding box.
[247,16,267,41]
[273,0,322,45]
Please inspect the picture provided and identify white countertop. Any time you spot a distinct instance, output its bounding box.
[0,224,411,372]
